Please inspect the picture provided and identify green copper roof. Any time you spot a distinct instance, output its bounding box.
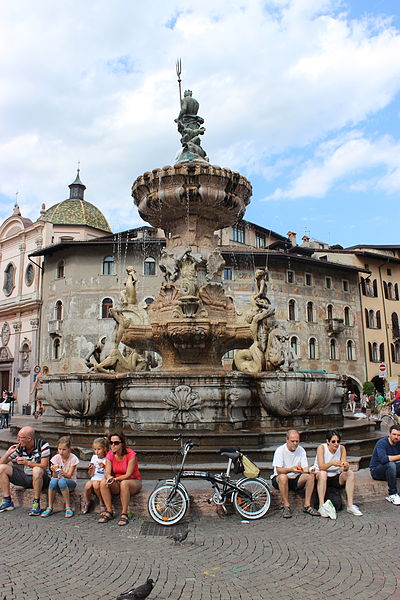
[45,199,112,233]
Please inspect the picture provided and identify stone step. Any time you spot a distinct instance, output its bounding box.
[7,469,388,519]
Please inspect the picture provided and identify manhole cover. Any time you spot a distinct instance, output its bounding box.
[139,521,189,536]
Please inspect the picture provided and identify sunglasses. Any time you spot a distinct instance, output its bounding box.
[110,440,121,445]
[330,440,340,444]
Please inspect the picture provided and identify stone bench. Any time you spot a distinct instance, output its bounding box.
[9,470,389,517]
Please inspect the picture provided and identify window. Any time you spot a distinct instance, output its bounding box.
[223,349,235,359]
[144,257,156,276]
[379,343,385,362]
[290,336,299,357]
[101,298,113,318]
[368,309,375,329]
[223,267,233,281]
[306,302,314,323]
[287,270,295,284]
[392,343,400,363]
[288,299,296,321]
[361,277,376,297]
[56,261,65,279]
[305,273,312,286]
[3,263,15,296]
[347,340,355,361]
[342,280,349,292]
[327,304,333,321]
[53,337,61,360]
[329,339,337,360]
[325,277,332,289]
[54,300,63,321]
[392,312,400,338]
[255,232,265,248]
[387,268,392,276]
[309,338,317,359]
[376,310,382,329]
[344,306,350,326]
[102,256,115,275]
[25,264,34,287]
[369,342,378,362]
[232,224,245,244]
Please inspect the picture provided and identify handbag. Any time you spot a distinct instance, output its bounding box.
[0,402,10,413]
[241,454,260,478]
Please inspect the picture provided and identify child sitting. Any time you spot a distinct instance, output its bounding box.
[81,437,109,514]
[41,436,79,518]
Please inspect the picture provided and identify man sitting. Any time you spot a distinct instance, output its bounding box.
[0,426,50,515]
[271,429,320,518]
[370,424,400,505]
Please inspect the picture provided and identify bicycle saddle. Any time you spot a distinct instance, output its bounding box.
[219,448,241,459]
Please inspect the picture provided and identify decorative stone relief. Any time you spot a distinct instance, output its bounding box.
[163,384,201,425]
[1,322,10,346]
[12,322,22,332]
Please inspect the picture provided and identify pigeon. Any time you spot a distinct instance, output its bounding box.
[168,529,189,544]
[116,578,155,600]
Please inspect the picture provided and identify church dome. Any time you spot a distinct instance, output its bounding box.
[45,170,111,233]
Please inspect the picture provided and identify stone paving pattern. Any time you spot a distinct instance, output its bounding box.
[1,497,399,600]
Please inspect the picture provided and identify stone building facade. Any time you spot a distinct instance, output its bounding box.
[0,171,111,413]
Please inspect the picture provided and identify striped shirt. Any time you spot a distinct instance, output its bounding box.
[11,439,51,475]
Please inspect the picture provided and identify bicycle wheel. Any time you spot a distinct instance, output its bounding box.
[147,484,189,525]
[381,414,397,433]
[232,477,271,519]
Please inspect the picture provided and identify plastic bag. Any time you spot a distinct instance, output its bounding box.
[241,454,260,479]
[322,499,337,520]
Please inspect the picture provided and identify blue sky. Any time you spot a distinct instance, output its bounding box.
[0,0,400,247]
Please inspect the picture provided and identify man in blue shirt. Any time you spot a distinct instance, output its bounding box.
[370,425,400,505]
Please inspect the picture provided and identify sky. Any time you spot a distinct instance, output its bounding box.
[1,0,400,247]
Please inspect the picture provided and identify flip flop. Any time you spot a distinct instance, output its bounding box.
[117,513,129,526]
[65,507,74,518]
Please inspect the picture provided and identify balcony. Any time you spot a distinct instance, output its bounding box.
[325,318,345,337]
[48,320,63,336]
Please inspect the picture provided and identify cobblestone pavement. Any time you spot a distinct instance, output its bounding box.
[1,499,399,600]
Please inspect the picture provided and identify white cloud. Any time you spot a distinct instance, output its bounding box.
[0,1,400,232]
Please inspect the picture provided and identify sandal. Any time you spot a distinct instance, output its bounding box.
[98,510,114,523]
[65,507,74,518]
[41,507,53,518]
[99,504,106,514]
[303,505,320,517]
[81,502,90,514]
[117,513,129,526]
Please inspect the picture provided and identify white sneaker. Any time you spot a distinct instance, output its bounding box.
[318,506,329,518]
[347,504,363,516]
[386,494,400,505]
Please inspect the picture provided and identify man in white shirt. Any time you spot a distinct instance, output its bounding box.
[271,429,319,518]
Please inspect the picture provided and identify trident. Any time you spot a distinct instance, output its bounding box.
[176,57,182,105]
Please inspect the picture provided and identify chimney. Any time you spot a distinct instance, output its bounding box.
[302,235,310,246]
[287,231,297,246]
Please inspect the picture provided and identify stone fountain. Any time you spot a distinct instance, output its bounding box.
[40,87,344,436]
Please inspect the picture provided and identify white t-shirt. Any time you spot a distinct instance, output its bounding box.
[313,443,342,477]
[89,454,107,481]
[272,443,308,479]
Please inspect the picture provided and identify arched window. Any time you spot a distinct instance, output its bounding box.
[344,306,350,326]
[395,283,399,300]
[144,257,156,276]
[368,309,375,329]
[25,264,34,287]
[347,340,355,361]
[306,302,314,323]
[308,337,317,359]
[290,336,299,357]
[53,337,61,360]
[101,298,113,318]
[56,260,65,279]
[3,263,15,296]
[19,341,30,372]
[288,299,296,321]
[373,279,378,297]
[327,304,333,321]
[376,310,382,329]
[364,308,370,328]
[392,343,400,362]
[54,300,63,321]
[329,339,337,360]
[392,312,399,338]
[102,256,115,275]
[370,342,378,362]
[379,343,385,362]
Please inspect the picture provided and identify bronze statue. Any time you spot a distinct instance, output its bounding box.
[175,90,208,163]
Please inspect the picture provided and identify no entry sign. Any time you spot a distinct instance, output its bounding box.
[378,363,387,378]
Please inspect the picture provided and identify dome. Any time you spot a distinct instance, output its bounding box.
[44,169,111,233]
[45,199,111,232]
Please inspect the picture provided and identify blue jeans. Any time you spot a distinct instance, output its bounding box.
[49,477,76,492]
[371,462,400,495]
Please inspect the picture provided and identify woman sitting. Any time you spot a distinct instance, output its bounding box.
[314,430,363,517]
[99,432,142,526]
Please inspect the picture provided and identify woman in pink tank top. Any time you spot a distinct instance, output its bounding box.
[98,431,142,526]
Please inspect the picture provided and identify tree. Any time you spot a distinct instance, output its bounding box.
[362,381,375,396]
